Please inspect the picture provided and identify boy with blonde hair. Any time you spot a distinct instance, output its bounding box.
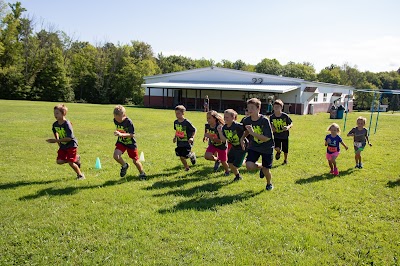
[173,105,197,171]
[218,109,247,181]
[46,104,85,180]
[113,105,146,179]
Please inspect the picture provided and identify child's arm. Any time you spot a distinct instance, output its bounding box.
[46,137,72,143]
[217,125,227,143]
[365,135,372,146]
[240,130,250,151]
[325,140,328,146]
[114,131,135,138]
[283,122,293,131]
[347,128,355,137]
[245,125,270,142]
[189,127,196,144]
[340,141,348,150]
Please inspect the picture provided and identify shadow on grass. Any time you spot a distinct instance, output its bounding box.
[295,168,355,184]
[0,179,60,190]
[153,180,229,198]
[145,166,223,190]
[159,190,263,213]
[386,178,400,188]
[19,175,144,200]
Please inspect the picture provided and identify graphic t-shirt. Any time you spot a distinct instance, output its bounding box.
[52,120,78,149]
[348,127,368,148]
[242,115,274,154]
[174,119,196,148]
[270,112,293,139]
[114,117,136,149]
[205,123,227,150]
[221,121,246,150]
[325,134,342,154]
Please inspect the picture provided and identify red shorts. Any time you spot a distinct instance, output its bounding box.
[115,143,139,161]
[57,147,78,162]
[206,145,228,162]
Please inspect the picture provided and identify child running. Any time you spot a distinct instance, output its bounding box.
[240,98,275,191]
[270,99,293,165]
[217,109,247,181]
[113,105,146,179]
[347,116,372,168]
[203,110,230,175]
[46,104,85,180]
[325,123,348,175]
[173,105,197,171]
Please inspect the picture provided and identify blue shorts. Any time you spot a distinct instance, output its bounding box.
[246,149,273,169]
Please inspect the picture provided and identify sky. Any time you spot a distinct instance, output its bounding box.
[8,0,400,73]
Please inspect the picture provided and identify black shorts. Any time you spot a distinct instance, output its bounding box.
[227,148,247,168]
[246,149,273,169]
[175,147,192,158]
[274,138,289,153]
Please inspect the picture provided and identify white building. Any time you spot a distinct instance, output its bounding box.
[141,67,354,115]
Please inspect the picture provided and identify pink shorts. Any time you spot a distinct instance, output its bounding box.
[206,145,228,162]
[326,152,340,161]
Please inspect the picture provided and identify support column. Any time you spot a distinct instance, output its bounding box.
[148,87,151,106]
[162,88,165,108]
[195,90,197,110]
[219,90,222,112]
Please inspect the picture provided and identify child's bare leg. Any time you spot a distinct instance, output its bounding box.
[113,149,125,166]
[133,159,144,173]
[68,161,82,175]
[262,167,272,184]
[229,163,239,176]
[204,152,217,161]
[221,161,230,172]
[180,157,189,169]
[246,161,262,171]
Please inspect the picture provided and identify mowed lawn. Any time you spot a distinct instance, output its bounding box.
[0,100,399,265]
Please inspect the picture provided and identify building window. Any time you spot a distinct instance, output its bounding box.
[323,93,327,102]
[313,94,318,102]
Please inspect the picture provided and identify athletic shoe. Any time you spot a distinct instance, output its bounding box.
[333,168,339,176]
[233,175,242,182]
[275,151,281,160]
[190,153,196,165]
[266,183,274,191]
[359,163,363,169]
[185,167,190,171]
[75,155,81,168]
[139,172,146,180]
[355,164,360,169]
[282,160,287,165]
[330,168,334,174]
[76,173,85,180]
[224,171,230,176]
[259,169,265,179]
[120,163,129,177]
[213,160,220,172]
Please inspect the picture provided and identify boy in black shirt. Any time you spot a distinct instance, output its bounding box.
[270,99,293,165]
[173,105,197,171]
[113,105,146,179]
[241,98,275,191]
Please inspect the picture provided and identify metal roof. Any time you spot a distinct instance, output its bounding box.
[141,82,299,93]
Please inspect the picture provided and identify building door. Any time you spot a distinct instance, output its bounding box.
[173,89,182,106]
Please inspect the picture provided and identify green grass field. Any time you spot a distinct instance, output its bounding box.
[0,100,399,265]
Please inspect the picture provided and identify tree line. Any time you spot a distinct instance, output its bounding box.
[1,1,399,110]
